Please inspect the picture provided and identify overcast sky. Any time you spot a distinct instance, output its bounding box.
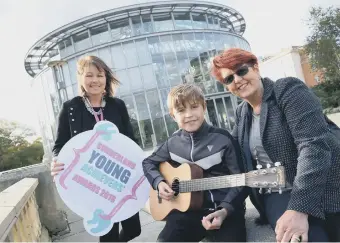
[0,0,338,133]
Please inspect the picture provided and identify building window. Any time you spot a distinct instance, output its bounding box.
[173,12,192,30]
[174,37,191,84]
[73,30,91,52]
[98,47,113,69]
[220,19,231,30]
[141,14,153,33]
[148,36,161,55]
[123,41,138,68]
[140,64,157,89]
[58,42,65,56]
[214,33,224,53]
[182,32,196,52]
[204,32,216,51]
[161,35,181,87]
[128,66,143,92]
[134,93,154,148]
[90,24,110,46]
[194,33,208,53]
[66,59,77,85]
[136,39,152,65]
[153,13,174,32]
[45,69,60,118]
[146,89,168,145]
[110,18,132,40]
[131,16,143,36]
[159,88,178,135]
[59,38,73,57]
[115,69,131,95]
[120,95,142,147]
[200,51,213,83]
[207,15,219,30]
[191,13,207,29]
[111,44,127,70]
[222,35,234,49]
[152,57,169,88]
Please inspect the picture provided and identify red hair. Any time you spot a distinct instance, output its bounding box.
[211,48,258,82]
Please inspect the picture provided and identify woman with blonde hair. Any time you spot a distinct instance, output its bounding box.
[50,56,141,242]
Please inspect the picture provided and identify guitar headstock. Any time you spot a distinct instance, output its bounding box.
[245,162,286,193]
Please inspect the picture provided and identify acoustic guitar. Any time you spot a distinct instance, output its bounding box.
[149,162,286,220]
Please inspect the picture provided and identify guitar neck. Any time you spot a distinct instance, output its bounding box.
[179,174,246,193]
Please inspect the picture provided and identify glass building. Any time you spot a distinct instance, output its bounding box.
[25,1,250,155]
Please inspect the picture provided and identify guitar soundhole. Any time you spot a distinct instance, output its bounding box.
[171,178,180,196]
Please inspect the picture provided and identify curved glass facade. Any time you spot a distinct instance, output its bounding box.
[57,12,248,59]
[28,3,250,154]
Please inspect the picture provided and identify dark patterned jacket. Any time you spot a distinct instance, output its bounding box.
[232,77,340,219]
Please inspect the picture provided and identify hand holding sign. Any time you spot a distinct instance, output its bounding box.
[55,121,149,236]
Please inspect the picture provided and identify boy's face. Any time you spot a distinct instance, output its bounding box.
[172,101,206,132]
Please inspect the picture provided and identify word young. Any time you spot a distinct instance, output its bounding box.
[88,150,131,184]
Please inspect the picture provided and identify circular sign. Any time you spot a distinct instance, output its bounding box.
[55,121,149,236]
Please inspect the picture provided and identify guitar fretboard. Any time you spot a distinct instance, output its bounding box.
[179,174,246,192]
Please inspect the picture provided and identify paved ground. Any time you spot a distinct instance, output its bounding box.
[53,198,275,242]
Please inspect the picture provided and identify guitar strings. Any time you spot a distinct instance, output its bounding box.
[179,176,244,192]
[178,172,280,193]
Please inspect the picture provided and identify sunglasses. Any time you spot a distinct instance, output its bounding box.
[223,65,252,85]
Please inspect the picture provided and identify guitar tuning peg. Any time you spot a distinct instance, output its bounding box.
[275,162,281,167]
[266,163,271,168]
[256,164,263,170]
[261,169,267,175]
[279,188,282,194]
[267,188,272,194]
[259,188,263,194]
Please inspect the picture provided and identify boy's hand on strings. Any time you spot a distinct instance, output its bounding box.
[157,181,174,201]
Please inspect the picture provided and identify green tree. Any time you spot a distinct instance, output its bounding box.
[0,120,43,171]
[305,6,340,109]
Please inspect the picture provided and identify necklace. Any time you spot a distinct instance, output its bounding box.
[82,96,106,116]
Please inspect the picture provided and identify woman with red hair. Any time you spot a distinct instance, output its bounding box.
[211,48,340,242]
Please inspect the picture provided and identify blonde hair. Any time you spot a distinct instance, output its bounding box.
[76,55,120,97]
[167,83,206,116]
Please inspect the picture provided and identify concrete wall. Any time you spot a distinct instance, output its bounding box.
[0,161,68,235]
[0,178,51,242]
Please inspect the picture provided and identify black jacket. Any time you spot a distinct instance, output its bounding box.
[142,121,247,214]
[233,77,340,219]
[52,96,135,157]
